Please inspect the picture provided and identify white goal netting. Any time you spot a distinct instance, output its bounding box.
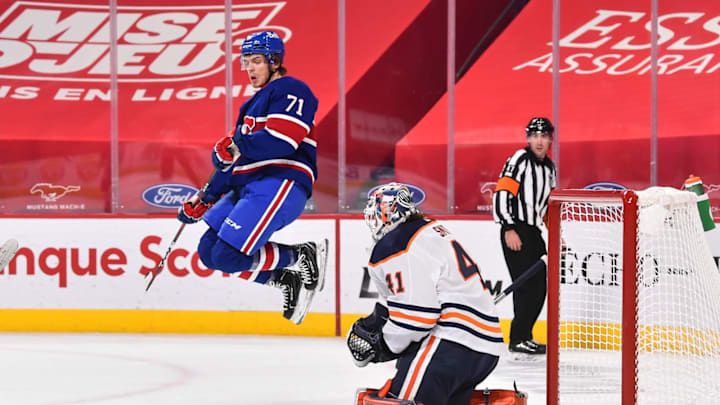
[555,187,720,405]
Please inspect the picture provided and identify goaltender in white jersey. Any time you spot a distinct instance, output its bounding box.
[367,213,505,359]
[347,183,503,405]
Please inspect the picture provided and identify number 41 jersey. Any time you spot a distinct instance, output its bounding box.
[367,218,505,357]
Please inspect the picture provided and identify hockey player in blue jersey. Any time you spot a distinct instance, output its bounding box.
[177,30,327,325]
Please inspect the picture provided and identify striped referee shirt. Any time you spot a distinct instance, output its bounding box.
[493,146,556,230]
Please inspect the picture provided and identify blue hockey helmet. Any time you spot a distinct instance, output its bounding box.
[241,31,285,65]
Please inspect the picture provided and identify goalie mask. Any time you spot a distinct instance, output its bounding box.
[364,183,418,241]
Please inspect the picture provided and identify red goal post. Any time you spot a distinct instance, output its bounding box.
[547,189,638,405]
[546,188,720,405]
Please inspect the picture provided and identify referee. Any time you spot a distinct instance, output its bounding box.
[492,117,556,356]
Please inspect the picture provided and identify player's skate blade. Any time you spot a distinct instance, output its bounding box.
[0,239,19,269]
[290,239,329,324]
[315,238,328,292]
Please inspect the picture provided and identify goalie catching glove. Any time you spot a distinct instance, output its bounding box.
[212,132,241,172]
[347,303,399,367]
[177,194,215,224]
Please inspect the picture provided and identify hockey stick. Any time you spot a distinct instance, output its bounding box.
[0,239,19,270]
[144,223,186,292]
[494,255,548,304]
[144,169,218,292]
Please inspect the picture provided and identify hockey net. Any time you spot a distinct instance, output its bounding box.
[546,187,720,405]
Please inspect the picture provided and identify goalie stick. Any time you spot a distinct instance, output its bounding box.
[493,255,547,304]
[144,170,217,292]
[0,239,19,270]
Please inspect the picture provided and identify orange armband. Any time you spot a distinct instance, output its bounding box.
[495,176,520,196]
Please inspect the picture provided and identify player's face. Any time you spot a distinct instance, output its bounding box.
[242,54,271,88]
[527,132,552,159]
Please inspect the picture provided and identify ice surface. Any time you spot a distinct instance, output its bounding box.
[0,333,546,405]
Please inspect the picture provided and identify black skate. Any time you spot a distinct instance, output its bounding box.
[286,239,328,325]
[527,339,546,353]
[296,239,328,292]
[268,269,302,323]
[509,340,546,361]
[509,340,546,354]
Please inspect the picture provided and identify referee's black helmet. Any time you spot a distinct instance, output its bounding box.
[525,117,554,137]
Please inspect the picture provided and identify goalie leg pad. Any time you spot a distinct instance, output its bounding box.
[471,388,528,405]
[355,388,416,405]
[363,392,416,405]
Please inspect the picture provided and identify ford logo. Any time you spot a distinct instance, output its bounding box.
[583,182,627,191]
[367,183,427,205]
[142,184,198,209]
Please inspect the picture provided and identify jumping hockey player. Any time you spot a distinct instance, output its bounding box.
[347,183,504,405]
[177,30,327,325]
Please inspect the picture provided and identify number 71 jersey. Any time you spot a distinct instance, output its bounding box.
[367,218,506,357]
[230,76,319,195]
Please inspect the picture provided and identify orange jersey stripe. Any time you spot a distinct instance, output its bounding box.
[495,176,520,196]
[439,312,502,333]
[389,310,438,325]
[403,335,437,400]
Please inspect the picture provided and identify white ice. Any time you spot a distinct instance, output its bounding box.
[0,333,546,405]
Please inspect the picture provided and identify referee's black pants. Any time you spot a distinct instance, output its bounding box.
[500,223,547,345]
